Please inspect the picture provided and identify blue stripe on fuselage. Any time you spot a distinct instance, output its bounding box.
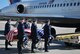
[11,0,21,4]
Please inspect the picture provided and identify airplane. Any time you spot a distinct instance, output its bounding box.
[0,0,80,35]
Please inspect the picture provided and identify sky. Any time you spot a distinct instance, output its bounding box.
[0,0,37,9]
[0,0,9,9]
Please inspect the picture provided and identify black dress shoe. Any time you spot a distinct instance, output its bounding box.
[31,51,35,53]
[45,51,49,52]
[8,42,12,46]
[48,43,50,46]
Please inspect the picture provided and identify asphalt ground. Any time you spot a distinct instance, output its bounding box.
[0,35,80,54]
[0,21,80,54]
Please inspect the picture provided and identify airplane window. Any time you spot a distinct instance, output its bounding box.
[37,6,39,8]
[45,5,46,8]
[40,6,41,8]
[52,4,54,7]
[49,5,51,7]
[63,3,65,7]
[55,4,56,7]
[57,4,59,7]
[47,5,49,8]
[67,3,69,6]
[35,6,37,8]
[34,6,35,8]
[77,2,80,6]
[43,5,45,8]
[60,4,62,7]
[74,2,76,6]
[70,3,72,6]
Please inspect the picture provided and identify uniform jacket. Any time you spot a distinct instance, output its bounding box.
[4,22,10,35]
[17,22,24,40]
[43,24,50,38]
[31,23,37,39]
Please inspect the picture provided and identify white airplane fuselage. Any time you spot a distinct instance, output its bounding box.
[1,0,80,27]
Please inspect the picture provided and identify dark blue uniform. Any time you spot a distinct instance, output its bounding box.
[17,22,24,54]
[43,23,50,52]
[4,22,10,35]
[4,22,11,50]
[31,23,37,52]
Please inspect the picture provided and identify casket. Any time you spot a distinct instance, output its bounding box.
[13,29,31,40]
[6,28,31,41]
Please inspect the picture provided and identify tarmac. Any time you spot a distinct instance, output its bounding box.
[0,34,80,54]
[0,21,80,54]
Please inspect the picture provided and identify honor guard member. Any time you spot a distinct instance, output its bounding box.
[31,20,37,53]
[43,20,51,52]
[4,19,12,50]
[17,19,24,54]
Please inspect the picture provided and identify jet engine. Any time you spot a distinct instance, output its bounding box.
[17,4,25,13]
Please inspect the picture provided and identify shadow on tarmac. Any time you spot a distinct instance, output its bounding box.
[0,34,80,54]
[0,48,31,54]
[48,40,80,50]
[0,41,80,54]
[0,48,45,54]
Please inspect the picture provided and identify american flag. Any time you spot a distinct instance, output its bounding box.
[5,29,31,42]
[6,30,15,42]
